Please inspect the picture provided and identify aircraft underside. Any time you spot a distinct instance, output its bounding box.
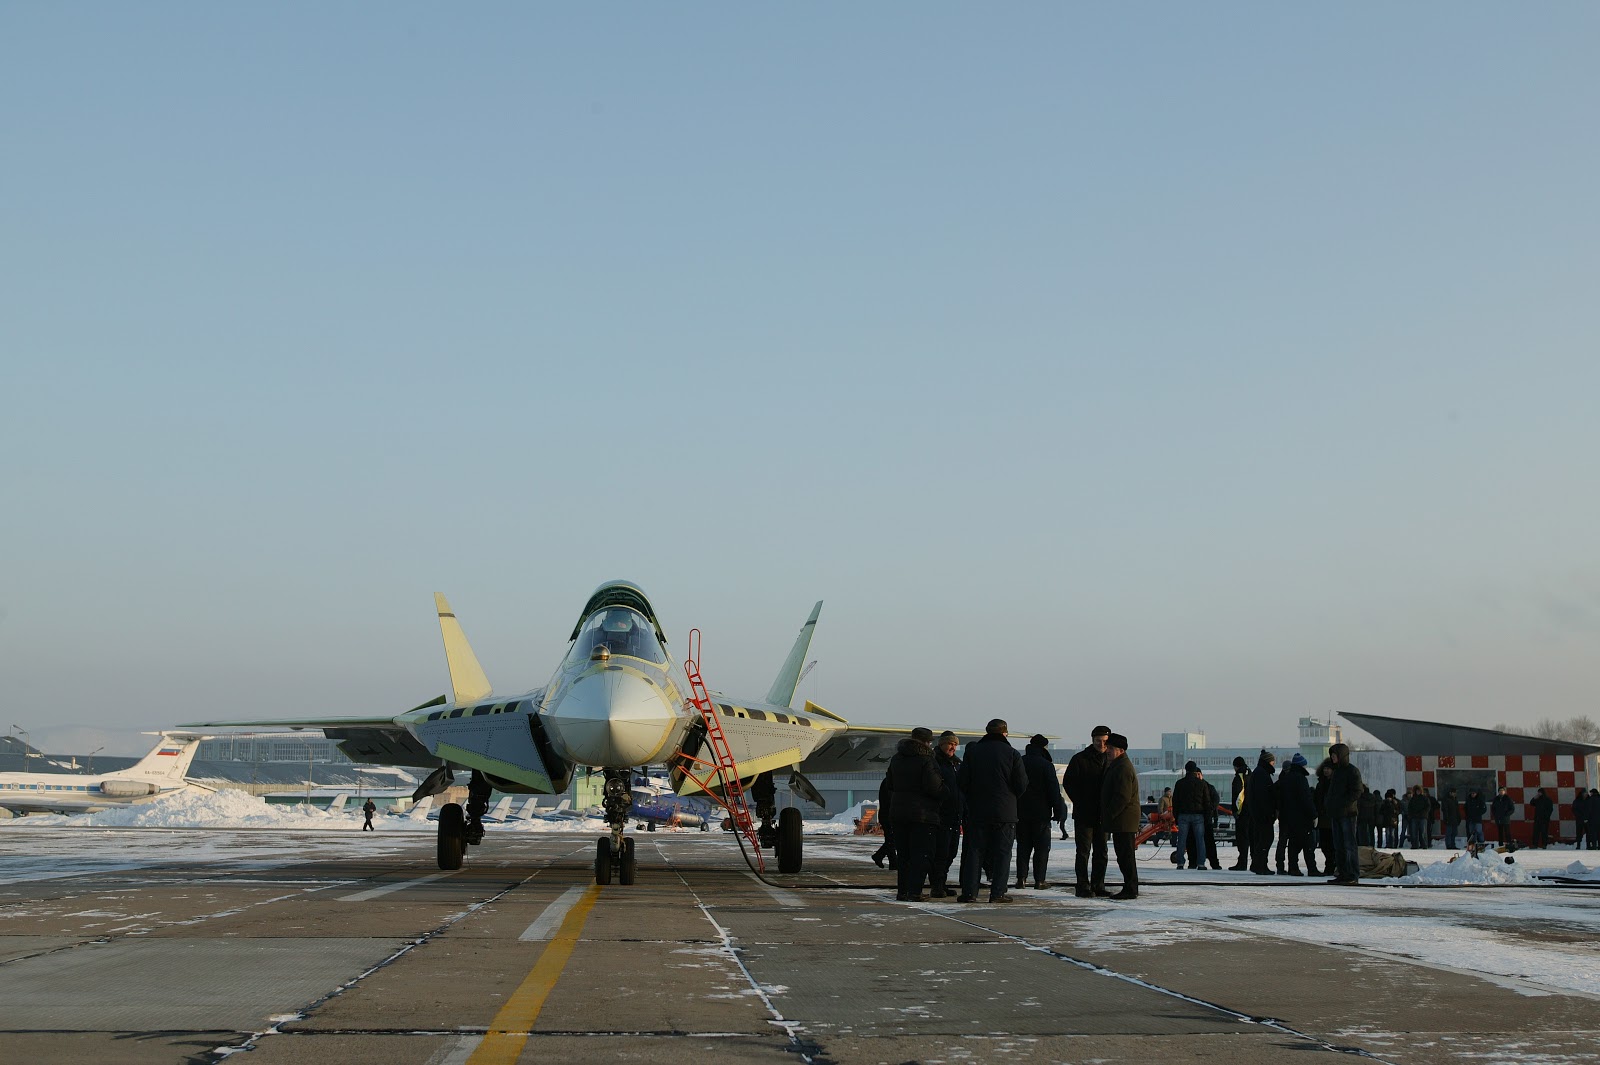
[431,763,805,884]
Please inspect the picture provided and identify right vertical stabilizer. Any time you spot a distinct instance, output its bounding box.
[765,601,823,708]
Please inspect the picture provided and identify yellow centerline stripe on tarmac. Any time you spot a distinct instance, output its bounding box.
[466,883,602,1065]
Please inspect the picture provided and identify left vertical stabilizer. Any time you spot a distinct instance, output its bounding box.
[435,593,493,704]
[765,601,823,708]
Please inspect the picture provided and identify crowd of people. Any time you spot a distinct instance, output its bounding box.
[870,721,1178,902]
[866,725,1600,901]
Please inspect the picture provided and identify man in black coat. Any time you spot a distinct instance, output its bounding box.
[1464,786,1488,846]
[1313,760,1335,874]
[1171,761,1209,870]
[1531,788,1554,849]
[1278,753,1318,876]
[870,771,896,869]
[1015,735,1069,889]
[1228,756,1250,870]
[1490,786,1515,846]
[1199,773,1224,870]
[930,731,963,897]
[1441,787,1461,849]
[1356,786,1377,847]
[1324,742,1364,883]
[1247,751,1279,875]
[1063,725,1112,897]
[1574,789,1590,850]
[957,718,1027,904]
[1100,732,1141,899]
[1405,786,1431,849]
[884,727,945,901]
[1587,788,1600,851]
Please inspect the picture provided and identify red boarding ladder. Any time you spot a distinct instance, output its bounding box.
[678,629,764,871]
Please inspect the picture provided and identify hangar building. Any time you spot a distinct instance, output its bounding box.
[1341,712,1600,846]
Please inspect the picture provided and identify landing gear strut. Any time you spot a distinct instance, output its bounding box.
[464,769,491,847]
[435,769,493,871]
[750,771,804,874]
[595,768,638,885]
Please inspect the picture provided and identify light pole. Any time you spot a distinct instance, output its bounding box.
[89,746,104,775]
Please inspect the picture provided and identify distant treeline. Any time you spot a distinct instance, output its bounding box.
[1493,716,1600,744]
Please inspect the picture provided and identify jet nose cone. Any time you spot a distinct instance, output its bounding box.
[550,670,675,767]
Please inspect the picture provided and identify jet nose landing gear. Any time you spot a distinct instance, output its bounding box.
[596,768,638,886]
[594,835,636,885]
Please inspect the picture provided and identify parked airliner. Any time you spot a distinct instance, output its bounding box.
[0,733,205,815]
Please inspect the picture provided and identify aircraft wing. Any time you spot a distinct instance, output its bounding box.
[796,724,987,775]
[180,712,442,769]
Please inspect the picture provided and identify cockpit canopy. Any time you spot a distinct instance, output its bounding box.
[568,580,665,643]
[568,607,666,665]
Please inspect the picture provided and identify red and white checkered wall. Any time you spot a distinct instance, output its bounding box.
[1407,754,1590,844]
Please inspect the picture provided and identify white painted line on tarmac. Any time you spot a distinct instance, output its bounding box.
[518,885,586,941]
[745,871,805,908]
[425,1034,482,1065]
[337,871,456,902]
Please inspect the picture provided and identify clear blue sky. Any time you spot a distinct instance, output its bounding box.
[4,6,1598,755]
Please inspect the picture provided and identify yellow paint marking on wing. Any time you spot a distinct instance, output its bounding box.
[466,884,602,1064]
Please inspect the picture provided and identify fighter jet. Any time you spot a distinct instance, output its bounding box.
[188,580,966,884]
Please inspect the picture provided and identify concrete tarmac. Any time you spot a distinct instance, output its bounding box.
[1,827,1597,1064]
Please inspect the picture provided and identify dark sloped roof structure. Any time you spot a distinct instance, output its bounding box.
[1341,712,1600,758]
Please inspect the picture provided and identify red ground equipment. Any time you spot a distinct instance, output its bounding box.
[674,629,765,872]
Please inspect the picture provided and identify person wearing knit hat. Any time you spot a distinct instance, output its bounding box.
[1229,756,1251,870]
[1015,734,1069,890]
[885,726,945,901]
[1063,725,1114,897]
[1246,750,1280,875]
[1099,731,1141,898]
[1278,748,1319,876]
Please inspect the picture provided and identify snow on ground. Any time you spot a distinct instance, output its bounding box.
[1005,839,1600,1000]
[0,787,858,835]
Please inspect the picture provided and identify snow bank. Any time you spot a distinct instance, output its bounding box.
[1398,850,1534,886]
[3,789,369,830]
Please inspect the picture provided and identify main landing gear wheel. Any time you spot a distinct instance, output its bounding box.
[776,807,803,874]
[437,803,466,870]
[595,837,613,885]
[619,837,637,885]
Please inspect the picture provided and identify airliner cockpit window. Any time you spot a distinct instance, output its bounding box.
[569,607,665,664]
